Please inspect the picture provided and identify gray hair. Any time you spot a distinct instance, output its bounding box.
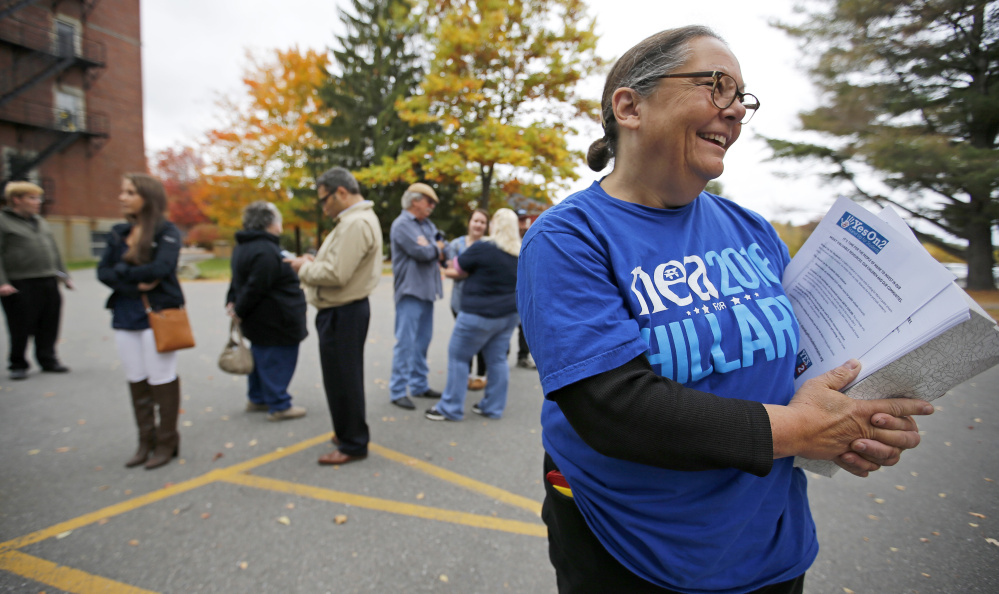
[401,191,426,209]
[588,26,725,172]
[316,167,360,195]
[242,201,282,231]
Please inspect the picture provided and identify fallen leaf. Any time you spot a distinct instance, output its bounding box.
[889,547,899,552]
[220,415,230,421]
[974,418,982,423]
[986,478,994,482]
[172,509,180,515]
[944,441,952,446]
[334,514,348,525]
[77,419,86,425]
[439,575,449,583]
[182,421,193,427]
[94,466,103,471]
[55,447,71,453]
[843,589,855,594]
[970,522,979,527]
[970,512,986,519]
[124,489,132,495]
[205,406,213,412]
[867,515,879,521]
[225,442,234,449]
[212,452,224,461]
[910,471,918,477]
[862,537,869,542]
[938,493,946,498]
[285,503,295,510]
[895,485,906,491]
[238,561,248,570]
[27,449,40,455]
[201,513,211,520]
[921,573,931,578]
[416,492,425,500]
[98,485,110,491]
[449,441,458,447]
[128,539,139,546]
[277,516,291,526]
[874,498,885,504]
[248,439,257,447]
[98,518,109,525]
[986,538,999,547]
[55,531,72,539]
[920,538,930,543]
[178,408,185,414]
[932,532,940,536]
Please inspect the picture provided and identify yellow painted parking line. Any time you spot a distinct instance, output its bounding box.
[221,472,547,538]
[369,442,543,516]
[0,433,333,554]
[0,550,157,594]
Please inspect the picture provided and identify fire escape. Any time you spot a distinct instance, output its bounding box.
[0,0,108,191]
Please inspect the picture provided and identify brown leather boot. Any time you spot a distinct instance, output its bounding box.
[125,380,156,467]
[145,378,181,470]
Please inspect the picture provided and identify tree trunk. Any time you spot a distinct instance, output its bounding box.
[479,164,494,212]
[965,219,996,291]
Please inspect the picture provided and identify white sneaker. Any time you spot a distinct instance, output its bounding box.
[517,355,536,369]
[268,405,307,421]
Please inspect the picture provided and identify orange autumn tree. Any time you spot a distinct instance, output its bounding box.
[197,47,331,238]
[363,0,604,212]
[151,146,210,231]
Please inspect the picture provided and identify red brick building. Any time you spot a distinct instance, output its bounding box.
[0,0,144,260]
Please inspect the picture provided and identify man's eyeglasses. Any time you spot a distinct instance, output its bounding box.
[655,71,759,124]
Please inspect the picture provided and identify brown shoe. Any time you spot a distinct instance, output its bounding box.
[268,405,306,421]
[318,450,367,465]
[245,402,269,412]
[467,376,487,391]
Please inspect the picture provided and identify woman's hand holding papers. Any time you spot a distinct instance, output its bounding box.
[766,359,934,478]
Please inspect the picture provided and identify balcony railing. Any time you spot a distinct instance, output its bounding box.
[0,17,105,65]
[0,98,108,135]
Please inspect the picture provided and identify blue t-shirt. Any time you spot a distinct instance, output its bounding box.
[517,181,812,594]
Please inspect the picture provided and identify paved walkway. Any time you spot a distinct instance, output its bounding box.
[0,273,996,593]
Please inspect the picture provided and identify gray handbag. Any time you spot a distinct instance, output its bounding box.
[218,319,254,375]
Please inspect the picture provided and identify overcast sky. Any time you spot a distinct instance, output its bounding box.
[140,0,836,223]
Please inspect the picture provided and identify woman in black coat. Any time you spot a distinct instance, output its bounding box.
[226,201,308,421]
[97,173,185,470]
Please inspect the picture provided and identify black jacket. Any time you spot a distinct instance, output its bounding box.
[226,230,307,346]
[97,221,185,330]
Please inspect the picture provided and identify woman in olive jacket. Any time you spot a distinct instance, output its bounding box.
[226,201,308,421]
[97,173,185,470]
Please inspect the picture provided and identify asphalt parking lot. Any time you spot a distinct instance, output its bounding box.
[0,273,996,594]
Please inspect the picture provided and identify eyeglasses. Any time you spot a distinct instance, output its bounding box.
[317,188,330,203]
[655,71,759,124]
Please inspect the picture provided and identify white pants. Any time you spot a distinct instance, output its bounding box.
[115,329,178,386]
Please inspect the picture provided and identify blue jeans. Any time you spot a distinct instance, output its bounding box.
[389,296,434,400]
[436,311,519,420]
[247,344,299,413]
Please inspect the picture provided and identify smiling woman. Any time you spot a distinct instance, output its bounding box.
[517,25,934,594]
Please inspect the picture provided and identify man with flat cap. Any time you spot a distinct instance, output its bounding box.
[388,182,445,410]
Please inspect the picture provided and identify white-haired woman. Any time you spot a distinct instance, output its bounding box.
[226,201,308,421]
[426,208,521,421]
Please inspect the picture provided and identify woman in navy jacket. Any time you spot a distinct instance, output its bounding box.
[97,173,185,470]
[225,201,308,421]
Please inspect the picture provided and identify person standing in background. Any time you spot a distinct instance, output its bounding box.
[387,183,445,410]
[514,209,534,370]
[227,201,308,421]
[445,209,490,391]
[97,173,185,470]
[0,181,73,381]
[288,167,383,466]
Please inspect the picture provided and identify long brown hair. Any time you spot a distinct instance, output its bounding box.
[122,173,167,265]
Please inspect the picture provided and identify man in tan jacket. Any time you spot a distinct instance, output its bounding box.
[287,168,383,465]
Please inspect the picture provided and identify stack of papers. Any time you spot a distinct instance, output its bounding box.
[782,197,999,476]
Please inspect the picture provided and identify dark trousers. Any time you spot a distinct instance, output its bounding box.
[1,277,62,371]
[517,324,530,360]
[316,298,370,457]
[542,453,805,594]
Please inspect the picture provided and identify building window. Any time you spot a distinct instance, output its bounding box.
[54,87,85,131]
